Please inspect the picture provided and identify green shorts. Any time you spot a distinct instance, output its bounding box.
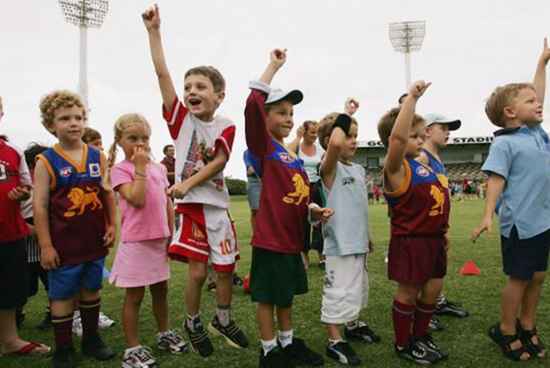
[250,247,308,308]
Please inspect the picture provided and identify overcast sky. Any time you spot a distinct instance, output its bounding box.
[2,0,549,178]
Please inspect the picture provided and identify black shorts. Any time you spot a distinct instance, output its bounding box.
[501,227,550,280]
[0,239,29,309]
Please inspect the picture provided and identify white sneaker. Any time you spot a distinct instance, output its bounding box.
[98,312,115,329]
[122,346,157,368]
[72,314,83,337]
[157,330,189,354]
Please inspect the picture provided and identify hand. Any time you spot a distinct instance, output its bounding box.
[444,232,450,251]
[142,3,160,31]
[7,185,31,202]
[345,98,360,116]
[168,181,191,199]
[296,125,305,139]
[311,206,334,223]
[270,48,287,69]
[540,37,550,65]
[41,246,60,270]
[471,217,492,242]
[131,146,150,171]
[409,80,431,99]
[103,224,115,248]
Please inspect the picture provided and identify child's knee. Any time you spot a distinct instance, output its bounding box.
[188,263,207,284]
[125,287,145,305]
[216,271,232,282]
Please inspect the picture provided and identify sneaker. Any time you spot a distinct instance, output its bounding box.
[283,337,324,366]
[81,334,115,361]
[53,345,76,368]
[429,317,445,332]
[122,346,157,368]
[344,321,381,344]
[157,330,189,354]
[395,340,440,365]
[98,312,115,329]
[259,346,295,368]
[208,316,249,349]
[416,334,448,361]
[326,341,361,366]
[72,314,83,337]
[233,273,244,286]
[37,312,52,330]
[435,297,469,318]
[184,318,213,357]
[207,281,216,292]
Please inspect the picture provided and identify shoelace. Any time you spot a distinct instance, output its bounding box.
[162,331,184,345]
[134,347,154,363]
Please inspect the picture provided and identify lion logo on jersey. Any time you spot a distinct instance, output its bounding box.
[64,187,103,217]
[429,185,445,216]
[436,174,449,189]
[283,174,310,205]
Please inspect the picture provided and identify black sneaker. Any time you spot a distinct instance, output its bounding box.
[37,312,52,330]
[81,334,115,361]
[232,273,244,286]
[283,337,324,366]
[415,334,448,360]
[184,318,213,357]
[435,297,469,318]
[259,346,295,368]
[326,341,361,366]
[395,340,440,365]
[429,317,445,332]
[344,321,381,343]
[208,316,249,348]
[53,345,76,368]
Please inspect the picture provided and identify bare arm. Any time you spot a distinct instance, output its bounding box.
[100,153,116,247]
[260,49,286,85]
[166,196,174,237]
[143,4,177,112]
[320,126,346,190]
[471,173,505,241]
[286,125,303,154]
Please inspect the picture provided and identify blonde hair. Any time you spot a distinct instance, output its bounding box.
[377,107,425,148]
[39,90,86,136]
[485,83,535,127]
[317,113,358,150]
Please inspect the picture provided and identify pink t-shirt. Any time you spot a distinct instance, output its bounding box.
[111,160,171,242]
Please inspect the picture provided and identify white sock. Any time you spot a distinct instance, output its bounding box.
[278,329,293,348]
[261,338,278,356]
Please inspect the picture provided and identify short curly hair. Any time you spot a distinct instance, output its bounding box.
[39,90,86,135]
[185,66,226,93]
[317,112,358,150]
[485,83,535,127]
[377,107,425,148]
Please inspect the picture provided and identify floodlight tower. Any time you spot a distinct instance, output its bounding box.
[389,21,426,89]
[59,0,109,109]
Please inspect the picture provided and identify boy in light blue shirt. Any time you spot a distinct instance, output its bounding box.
[472,38,550,362]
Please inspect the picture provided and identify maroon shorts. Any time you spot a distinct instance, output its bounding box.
[388,235,447,285]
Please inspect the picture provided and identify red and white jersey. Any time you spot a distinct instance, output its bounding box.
[162,97,235,209]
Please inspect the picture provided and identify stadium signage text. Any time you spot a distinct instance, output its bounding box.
[358,136,493,148]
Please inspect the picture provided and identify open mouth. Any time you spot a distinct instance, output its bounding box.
[188,98,202,107]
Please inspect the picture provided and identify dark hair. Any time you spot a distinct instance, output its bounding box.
[24,143,48,169]
[82,127,102,143]
[163,144,174,155]
[398,93,408,105]
[185,66,226,93]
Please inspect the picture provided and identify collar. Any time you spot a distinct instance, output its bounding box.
[493,127,521,137]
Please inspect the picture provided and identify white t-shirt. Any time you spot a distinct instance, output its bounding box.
[162,97,235,209]
[298,142,324,183]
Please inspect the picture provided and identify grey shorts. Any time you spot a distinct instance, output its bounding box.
[246,176,262,210]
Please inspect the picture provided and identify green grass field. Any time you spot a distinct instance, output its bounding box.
[4,197,550,367]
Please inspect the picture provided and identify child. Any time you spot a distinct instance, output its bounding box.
[142,4,248,356]
[245,48,333,368]
[82,127,103,151]
[378,81,448,365]
[107,113,187,368]
[471,39,550,361]
[33,90,116,368]
[317,108,379,366]
[0,96,50,356]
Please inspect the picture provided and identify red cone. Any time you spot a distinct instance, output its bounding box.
[459,260,480,276]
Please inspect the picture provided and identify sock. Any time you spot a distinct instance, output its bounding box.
[392,300,415,348]
[186,313,201,332]
[52,312,74,349]
[216,305,231,327]
[261,338,278,356]
[79,298,101,339]
[413,302,436,338]
[436,294,446,305]
[278,329,293,348]
[346,320,359,330]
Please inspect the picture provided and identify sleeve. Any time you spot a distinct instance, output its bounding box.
[214,122,236,159]
[14,144,32,186]
[110,163,134,191]
[481,139,511,179]
[162,96,189,140]
[245,80,273,159]
[158,163,170,189]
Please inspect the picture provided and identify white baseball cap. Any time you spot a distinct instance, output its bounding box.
[424,113,461,131]
[265,88,303,105]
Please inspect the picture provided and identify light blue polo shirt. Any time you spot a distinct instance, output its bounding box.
[482,124,550,239]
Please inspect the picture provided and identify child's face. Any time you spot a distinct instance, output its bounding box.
[265,100,294,142]
[341,123,358,161]
[425,123,449,149]
[50,105,86,143]
[88,138,103,151]
[183,74,224,121]
[506,88,543,126]
[119,123,151,159]
[405,122,426,157]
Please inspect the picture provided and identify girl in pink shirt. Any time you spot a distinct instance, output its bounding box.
[107,113,187,368]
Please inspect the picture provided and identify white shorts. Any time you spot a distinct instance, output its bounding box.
[321,254,369,324]
[168,203,239,273]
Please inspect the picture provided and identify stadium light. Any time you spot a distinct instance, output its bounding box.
[59,0,109,110]
[389,21,426,89]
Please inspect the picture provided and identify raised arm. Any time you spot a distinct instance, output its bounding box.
[320,114,351,190]
[534,38,550,105]
[143,4,177,111]
[260,48,287,85]
[286,125,304,154]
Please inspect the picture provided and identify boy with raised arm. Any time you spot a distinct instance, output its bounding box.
[142,4,248,357]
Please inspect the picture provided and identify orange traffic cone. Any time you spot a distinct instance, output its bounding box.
[459,260,480,276]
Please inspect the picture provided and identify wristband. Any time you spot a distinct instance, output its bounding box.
[332,114,352,136]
